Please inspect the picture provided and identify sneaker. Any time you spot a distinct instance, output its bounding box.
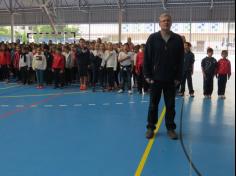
[167,130,178,140]
[190,94,195,97]
[80,85,84,90]
[118,89,124,93]
[219,95,226,99]
[146,129,155,139]
[128,90,133,94]
[178,92,184,96]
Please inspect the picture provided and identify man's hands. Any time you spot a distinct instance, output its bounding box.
[174,80,180,87]
[145,78,154,84]
[145,78,180,86]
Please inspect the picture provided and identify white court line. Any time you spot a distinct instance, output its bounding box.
[0,85,20,90]
[16,105,24,107]
[0,105,9,107]
[30,105,38,108]
[44,105,54,107]
[1,100,149,109]
[73,104,82,107]
[59,105,68,107]
[88,104,96,106]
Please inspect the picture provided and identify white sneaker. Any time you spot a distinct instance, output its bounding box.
[128,90,133,94]
[118,89,124,93]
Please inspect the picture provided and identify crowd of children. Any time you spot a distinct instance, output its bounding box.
[0,38,232,99]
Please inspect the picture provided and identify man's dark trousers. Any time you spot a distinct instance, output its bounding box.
[147,81,176,131]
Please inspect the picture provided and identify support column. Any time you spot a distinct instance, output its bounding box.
[9,0,14,43]
[88,11,91,41]
[10,13,14,43]
[189,5,192,43]
[118,9,122,43]
[154,9,157,32]
[227,7,231,51]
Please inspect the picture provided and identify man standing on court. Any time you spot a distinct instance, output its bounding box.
[143,13,184,140]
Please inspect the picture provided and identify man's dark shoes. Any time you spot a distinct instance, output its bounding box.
[146,129,154,139]
[167,130,178,140]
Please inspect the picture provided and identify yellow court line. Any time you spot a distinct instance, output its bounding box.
[0,91,88,98]
[135,107,166,176]
[0,85,20,90]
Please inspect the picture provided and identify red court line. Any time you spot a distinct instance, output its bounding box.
[0,94,61,119]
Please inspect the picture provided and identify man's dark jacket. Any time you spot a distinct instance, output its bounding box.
[143,31,184,82]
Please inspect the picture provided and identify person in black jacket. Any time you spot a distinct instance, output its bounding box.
[201,48,217,98]
[77,38,91,90]
[90,43,102,92]
[43,45,53,85]
[143,13,184,140]
[178,42,195,97]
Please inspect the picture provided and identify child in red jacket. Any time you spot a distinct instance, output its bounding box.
[52,47,65,89]
[0,44,11,82]
[135,44,149,94]
[13,45,21,82]
[216,50,231,99]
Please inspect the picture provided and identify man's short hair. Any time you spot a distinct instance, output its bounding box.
[159,13,172,21]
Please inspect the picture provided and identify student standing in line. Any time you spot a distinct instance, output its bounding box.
[104,42,117,91]
[216,50,231,99]
[44,45,53,85]
[113,43,120,90]
[13,45,21,82]
[201,48,217,98]
[179,42,195,97]
[118,43,133,94]
[0,44,11,82]
[135,44,149,94]
[63,45,73,86]
[71,45,79,83]
[19,47,31,85]
[27,46,35,84]
[32,47,47,89]
[132,45,140,90]
[52,48,65,89]
[99,43,107,91]
[90,43,102,92]
[77,38,90,90]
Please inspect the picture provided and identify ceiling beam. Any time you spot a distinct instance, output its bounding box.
[210,0,214,9]
[116,0,121,9]
[36,0,57,32]
[41,5,57,32]
[3,0,10,11]
[0,0,234,12]
[161,0,167,10]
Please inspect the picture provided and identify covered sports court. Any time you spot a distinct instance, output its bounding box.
[0,0,235,176]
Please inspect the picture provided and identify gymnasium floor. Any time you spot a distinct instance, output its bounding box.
[0,73,235,176]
